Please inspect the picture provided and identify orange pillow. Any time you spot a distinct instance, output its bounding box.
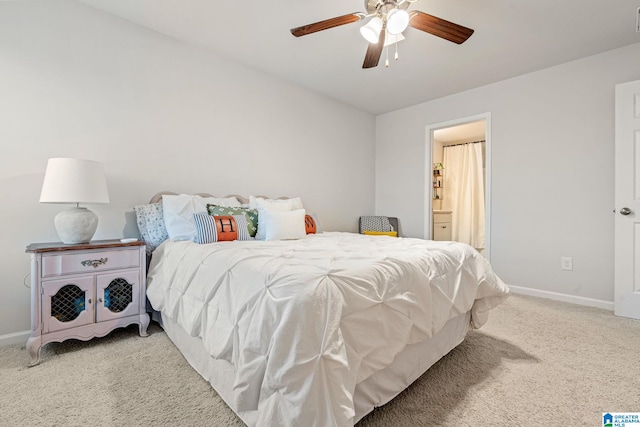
[305,214,317,234]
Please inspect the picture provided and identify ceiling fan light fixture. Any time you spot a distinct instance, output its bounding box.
[386,8,409,35]
[360,17,383,43]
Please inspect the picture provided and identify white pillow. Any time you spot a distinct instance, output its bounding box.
[290,197,304,210]
[162,194,242,241]
[261,208,307,241]
[249,195,304,210]
[250,196,304,240]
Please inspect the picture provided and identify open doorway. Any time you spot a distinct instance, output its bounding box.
[425,113,491,259]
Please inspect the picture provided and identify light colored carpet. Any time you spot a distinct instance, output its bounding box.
[1,294,638,426]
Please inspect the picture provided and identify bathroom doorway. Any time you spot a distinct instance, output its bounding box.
[424,113,491,259]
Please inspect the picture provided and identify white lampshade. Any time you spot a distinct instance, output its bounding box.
[387,9,409,35]
[360,17,383,44]
[40,158,109,244]
[40,158,109,204]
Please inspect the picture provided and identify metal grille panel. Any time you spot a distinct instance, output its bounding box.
[51,284,85,322]
[104,278,133,313]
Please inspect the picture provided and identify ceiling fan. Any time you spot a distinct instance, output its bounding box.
[290,0,474,69]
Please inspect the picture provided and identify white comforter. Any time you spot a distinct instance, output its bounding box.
[146,232,509,427]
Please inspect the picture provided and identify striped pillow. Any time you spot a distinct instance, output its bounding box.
[193,213,253,244]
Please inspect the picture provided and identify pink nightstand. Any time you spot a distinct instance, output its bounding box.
[25,240,149,366]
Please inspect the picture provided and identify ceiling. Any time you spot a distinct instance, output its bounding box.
[77,0,640,115]
[434,120,485,143]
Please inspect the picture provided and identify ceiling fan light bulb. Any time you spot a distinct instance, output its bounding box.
[387,9,409,35]
[360,17,383,43]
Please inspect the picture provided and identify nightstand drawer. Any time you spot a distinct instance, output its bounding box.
[42,249,140,278]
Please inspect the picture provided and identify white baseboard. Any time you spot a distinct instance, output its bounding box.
[0,330,29,347]
[508,285,614,311]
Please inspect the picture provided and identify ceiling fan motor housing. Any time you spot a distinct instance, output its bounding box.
[366,0,410,16]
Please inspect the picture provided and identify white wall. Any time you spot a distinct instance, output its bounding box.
[376,42,640,304]
[0,1,375,337]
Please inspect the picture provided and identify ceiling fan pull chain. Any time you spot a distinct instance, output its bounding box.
[395,36,399,60]
[385,45,390,67]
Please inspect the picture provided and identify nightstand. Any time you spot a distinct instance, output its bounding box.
[25,240,149,366]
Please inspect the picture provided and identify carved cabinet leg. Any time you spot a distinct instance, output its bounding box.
[26,336,42,367]
[139,313,150,337]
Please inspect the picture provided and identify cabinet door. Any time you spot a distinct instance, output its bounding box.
[42,276,95,333]
[96,270,140,323]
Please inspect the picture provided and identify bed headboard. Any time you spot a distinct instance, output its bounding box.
[148,191,291,204]
[149,191,249,205]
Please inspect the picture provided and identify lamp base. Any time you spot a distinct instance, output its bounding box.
[54,207,99,244]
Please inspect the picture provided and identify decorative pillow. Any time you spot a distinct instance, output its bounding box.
[207,205,258,237]
[359,216,394,234]
[250,196,304,240]
[363,230,398,237]
[260,208,307,241]
[304,214,319,234]
[249,195,304,210]
[193,213,253,244]
[309,213,323,233]
[162,194,241,241]
[133,203,169,251]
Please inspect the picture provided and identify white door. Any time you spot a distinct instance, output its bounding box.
[614,80,640,319]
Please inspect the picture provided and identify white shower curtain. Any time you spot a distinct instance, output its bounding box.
[442,142,485,250]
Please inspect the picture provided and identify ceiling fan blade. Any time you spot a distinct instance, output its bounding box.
[362,27,386,69]
[291,13,365,37]
[409,11,474,44]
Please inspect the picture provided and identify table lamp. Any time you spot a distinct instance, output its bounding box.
[39,158,110,244]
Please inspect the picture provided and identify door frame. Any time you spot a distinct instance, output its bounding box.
[424,112,492,260]
[614,80,640,319]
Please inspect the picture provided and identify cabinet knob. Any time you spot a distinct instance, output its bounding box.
[88,298,92,304]
[620,207,633,216]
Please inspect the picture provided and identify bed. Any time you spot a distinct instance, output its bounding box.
[138,192,509,426]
